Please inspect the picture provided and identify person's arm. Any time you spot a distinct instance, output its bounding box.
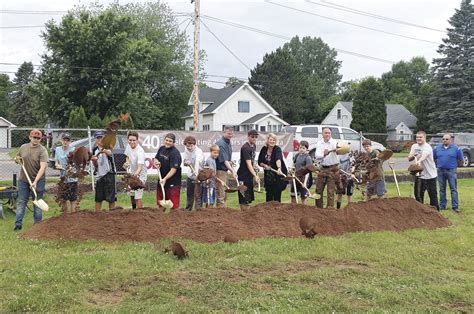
[408,145,416,161]
[274,146,284,174]
[433,146,438,163]
[315,142,324,159]
[416,147,430,164]
[258,146,270,169]
[195,148,204,172]
[160,150,180,184]
[457,147,464,167]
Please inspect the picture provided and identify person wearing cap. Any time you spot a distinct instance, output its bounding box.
[215,125,237,208]
[362,139,386,200]
[54,133,78,213]
[14,129,49,231]
[153,133,182,209]
[91,130,117,211]
[314,127,340,208]
[237,129,260,210]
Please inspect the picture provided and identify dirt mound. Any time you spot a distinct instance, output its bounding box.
[22,198,451,243]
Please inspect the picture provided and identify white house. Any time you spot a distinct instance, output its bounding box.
[182,83,288,132]
[322,101,417,140]
[0,117,16,148]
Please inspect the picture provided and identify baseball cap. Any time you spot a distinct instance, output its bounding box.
[62,132,71,140]
[248,129,259,137]
[94,130,105,138]
[30,129,42,137]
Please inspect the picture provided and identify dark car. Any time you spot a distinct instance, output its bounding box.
[62,135,128,173]
[429,133,474,167]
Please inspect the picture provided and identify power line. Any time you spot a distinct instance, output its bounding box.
[265,0,442,45]
[0,25,45,29]
[315,0,446,33]
[200,19,252,71]
[201,15,396,64]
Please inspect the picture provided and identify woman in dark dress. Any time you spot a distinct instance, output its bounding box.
[258,133,288,202]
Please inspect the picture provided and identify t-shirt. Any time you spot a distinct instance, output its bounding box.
[294,152,312,171]
[155,145,182,188]
[18,143,48,182]
[315,138,339,166]
[433,144,463,169]
[124,144,147,182]
[409,143,437,179]
[368,149,384,181]
[216,137,232,171]
[203,157,217,188]
[237,142,256,182]
[93,146,115,180]
[183,146,204,180]
[54,146,77,183]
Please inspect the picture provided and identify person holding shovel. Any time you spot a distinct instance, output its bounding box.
[289,140,312,205]
[54,132,78,213]
[237,129,260,210]
[183,135,204,211]
[124,131,147,209]
[362,139,386,200]
[91,130,117,212]
[258,133,288,202]
[14,129,49,231]
[215,125,237,208]
[314,127,340,208]
[154,133,182,210]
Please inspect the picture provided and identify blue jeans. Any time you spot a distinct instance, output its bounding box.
[15,178,46,227]
[438,168,458,209]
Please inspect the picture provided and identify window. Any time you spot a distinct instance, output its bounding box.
[260,126,266,132]
[342,128,360,140]
[337,109,342,119]
[203,124,210,131]
[189,126,194,131]
[238,101,250,112]
[301,127,318,138]
[330,127,340,139]
[282,126,296,134]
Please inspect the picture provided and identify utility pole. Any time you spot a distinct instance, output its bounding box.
[192,0,200,131]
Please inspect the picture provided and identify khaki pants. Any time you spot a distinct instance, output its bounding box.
[216,170,228,208]
[315,165,340,208]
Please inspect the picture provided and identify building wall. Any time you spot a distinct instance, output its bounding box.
[387,122,413,141]
[322,103,352,127]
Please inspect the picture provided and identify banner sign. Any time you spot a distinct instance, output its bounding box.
[137,131,294,174]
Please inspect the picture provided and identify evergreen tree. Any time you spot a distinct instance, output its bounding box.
[428,0,474,132]
[0,74,12,119]
[88,113,103,128]
[351,77,387,133]
[68,106,88,128]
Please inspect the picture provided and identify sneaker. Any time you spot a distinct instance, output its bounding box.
[453,208,460,213]
[13,225,22,231]
[440,207,446,210]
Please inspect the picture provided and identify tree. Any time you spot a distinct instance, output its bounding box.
[351,77,386,133]
[68,106,88,128]
[225,77,245,87]
[428,0,474,132]
[37,2,193,129]
[414,83,433,132]
[0,74,12,119]
[249,36,342,123]
[338,80,360,101]
[381,57,431,113]
[88,113,103,128]
[249,48,307,123]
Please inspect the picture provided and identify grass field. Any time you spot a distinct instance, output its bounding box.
[0,180,473,312]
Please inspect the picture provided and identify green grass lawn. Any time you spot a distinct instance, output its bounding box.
[0,180,473,312]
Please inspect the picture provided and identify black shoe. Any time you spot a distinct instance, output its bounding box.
[14,225,22,231]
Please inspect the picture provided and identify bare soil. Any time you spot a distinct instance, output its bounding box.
[22,197,451,243]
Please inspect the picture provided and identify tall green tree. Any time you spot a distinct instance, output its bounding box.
[225,77,245,87]
[381,57,431,113]
[428,0,474,132]
[338,80,360,101]
[351,77,386,133]
[37,2,193,129]
[249,48,307,123]
[0,74,12,119]
[68,106,88,128]
[249,36,341,123]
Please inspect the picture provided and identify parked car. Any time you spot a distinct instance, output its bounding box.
[280,125,386,159]
[48,135,128,173]
[429,133,474,167]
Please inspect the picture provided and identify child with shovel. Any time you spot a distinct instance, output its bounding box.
[183,136,204,211]
[291,141,313,205]
[154,133,182,210]
[14,129,49,231]
[201,144,219,207]
[54,132,78,213]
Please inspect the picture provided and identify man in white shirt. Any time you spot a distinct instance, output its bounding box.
[124,131,147,209]
[314,127,340,208]
[183,135,204,211]
[408,131,439,210]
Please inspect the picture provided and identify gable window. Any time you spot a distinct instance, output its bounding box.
[238,101,250,113]
[337,109,342,119]
[203,124,210,131]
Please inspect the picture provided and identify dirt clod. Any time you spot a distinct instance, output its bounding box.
[22,198,451,243]
[299,217,317,239]
[164,241,188,259]
[223,235,239,243]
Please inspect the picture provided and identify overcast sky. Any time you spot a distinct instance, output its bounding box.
[0,0,460,87]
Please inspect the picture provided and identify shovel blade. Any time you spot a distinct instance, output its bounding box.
[34,199,49,211]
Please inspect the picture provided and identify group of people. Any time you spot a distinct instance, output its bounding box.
[12,127,464,230]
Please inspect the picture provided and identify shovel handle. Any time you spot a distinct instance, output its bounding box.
[215,177,230,189]
[20,161,38,200]
[157,170,166,199]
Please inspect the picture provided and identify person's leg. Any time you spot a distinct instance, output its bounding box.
[216,170,227,208]
[167,185,181,209]
[315,173,326,208]
[131,196,136,209]
[266,185,273,202]
[437,168,447,209]
[185,178,194,210]
[194,181,202,210]
[61,200,67,214]
[134,189,144,209]
[420,179,427,204]
[414,177,422,203]
[376,180,386,199]
[14,180,30,229]
[69,182,78,213]
[33,177,45,223]
[427,178,439,210]
[326,175,336,208]
[156,185,164,209]
[108,202,116,210]
[95,202,102,212]
[446,169,459,211]
[347,180,354,204]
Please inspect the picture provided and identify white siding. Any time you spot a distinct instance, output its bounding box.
[0,129,7,148]
[322,103,352,127]
[387,122,413,141]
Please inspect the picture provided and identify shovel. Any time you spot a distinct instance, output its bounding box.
[388,162,401,196]
[215,177,237,193]
[19,159,49,211]
[157,170,173,211]
[293,175,321,200]
[255,180,264,193]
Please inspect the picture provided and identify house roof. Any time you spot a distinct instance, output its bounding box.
[0,117,16,127]
[182,83,243,117]
[340,101,353,112]
[240,113,272,124]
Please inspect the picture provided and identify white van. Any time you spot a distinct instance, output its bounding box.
[281,125,385,158]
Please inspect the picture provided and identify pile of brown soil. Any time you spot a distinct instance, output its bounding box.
[22,198,451,243]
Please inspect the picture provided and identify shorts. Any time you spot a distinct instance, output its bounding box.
[337,178,354,196]
[95,172,117,203]
[59,181,78,201]
[156,185,181,209]
[367,179,386,197]
[238,179,254,205]
[128,188,144,199]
